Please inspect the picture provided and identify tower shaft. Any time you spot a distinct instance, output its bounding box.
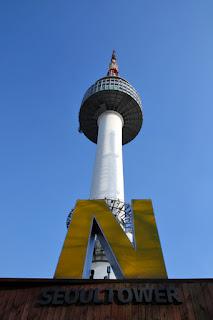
[90,111,124,201]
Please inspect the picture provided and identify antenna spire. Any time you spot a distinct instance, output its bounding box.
[107,50,119,77]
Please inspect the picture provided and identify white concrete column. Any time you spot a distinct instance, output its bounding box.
[90,111,124,201]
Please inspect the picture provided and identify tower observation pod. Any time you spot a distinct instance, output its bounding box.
[78,51,143,279]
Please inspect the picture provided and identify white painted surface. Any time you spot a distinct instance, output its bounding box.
[90,111,124,201]
[91,261,116,279]
[90,111,126,279]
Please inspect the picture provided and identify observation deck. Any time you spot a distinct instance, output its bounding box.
[79,76,143,145]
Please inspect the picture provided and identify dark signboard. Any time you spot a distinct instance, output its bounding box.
[0,278,213,319]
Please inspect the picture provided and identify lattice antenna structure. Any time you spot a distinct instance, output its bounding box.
[66,198,133,236]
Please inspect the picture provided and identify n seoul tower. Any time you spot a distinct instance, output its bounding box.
[78,51,143,279]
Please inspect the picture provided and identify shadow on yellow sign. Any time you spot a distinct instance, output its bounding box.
[55,200,167,279]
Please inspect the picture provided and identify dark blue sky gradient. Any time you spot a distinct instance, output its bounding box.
[0,0,213,278]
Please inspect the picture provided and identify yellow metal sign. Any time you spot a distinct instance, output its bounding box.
[55,200,167,279]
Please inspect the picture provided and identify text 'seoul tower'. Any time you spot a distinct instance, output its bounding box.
[79,51,142,278]
[55,51,166,280]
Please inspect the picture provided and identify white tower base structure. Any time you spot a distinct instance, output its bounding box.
[90,111,124,201]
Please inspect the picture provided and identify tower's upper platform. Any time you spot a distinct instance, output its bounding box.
[79,52,143,145]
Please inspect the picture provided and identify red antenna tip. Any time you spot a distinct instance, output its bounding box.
[107,50,119,77]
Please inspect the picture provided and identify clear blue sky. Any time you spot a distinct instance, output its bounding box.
[0,0,213,278]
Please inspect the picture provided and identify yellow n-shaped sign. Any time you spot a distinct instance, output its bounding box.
[55,200,167,279]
